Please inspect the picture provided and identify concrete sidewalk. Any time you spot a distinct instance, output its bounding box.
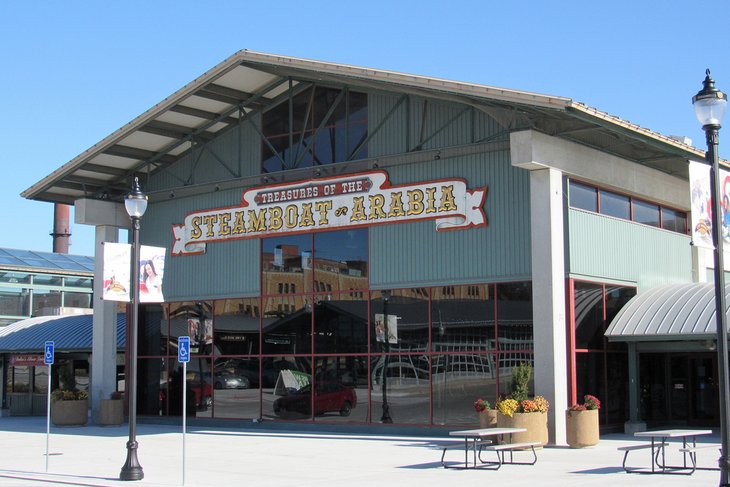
[0,416,721,486]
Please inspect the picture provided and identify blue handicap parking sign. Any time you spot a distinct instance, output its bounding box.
[178,336,190,363]
[44,341,54,365]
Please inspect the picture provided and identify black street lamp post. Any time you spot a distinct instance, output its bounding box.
[120,177,148,481]
[693,69,730,486]
[380,290,393,423]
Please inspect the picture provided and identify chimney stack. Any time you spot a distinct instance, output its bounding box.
[51,203,71,253]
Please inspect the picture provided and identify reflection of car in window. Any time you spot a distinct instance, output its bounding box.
[272,382,356,417]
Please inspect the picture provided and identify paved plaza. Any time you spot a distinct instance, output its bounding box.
[0,416,721,486]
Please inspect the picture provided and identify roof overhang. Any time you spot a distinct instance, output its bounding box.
[606,283,729,343]
[22,50,712,206]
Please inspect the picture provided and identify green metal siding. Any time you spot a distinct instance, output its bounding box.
[142,113,262,301]
[146,115,261,192]
[370,151,531,288]
[142,189,260,302]
[567,208,692,290]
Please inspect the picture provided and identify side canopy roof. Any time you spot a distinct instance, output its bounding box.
[0,313,125,353]
[606,283,730,342]
[23,50,706,206]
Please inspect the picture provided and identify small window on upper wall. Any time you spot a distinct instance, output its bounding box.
[599,191,630,220]
[661,207,687,234]
[632,199,660,227]
[569,181,598,212]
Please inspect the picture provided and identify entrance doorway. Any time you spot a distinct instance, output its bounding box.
[639,352,718,427]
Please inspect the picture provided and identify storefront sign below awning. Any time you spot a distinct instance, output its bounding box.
[10,354,45,367]
[606,283,730,342]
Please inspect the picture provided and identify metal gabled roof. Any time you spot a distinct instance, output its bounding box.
[22,50,710,207]
[0,313,125,353]
[605,283,729,342]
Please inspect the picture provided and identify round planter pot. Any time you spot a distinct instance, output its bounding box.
[478,409,498,428]
[496,411,548,446]
[99,399,124,426]
[51,399,88,426]
[566,409,599,448]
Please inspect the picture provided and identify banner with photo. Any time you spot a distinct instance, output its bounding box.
[689,160,730,250]
[139,245,166,303]
[102,242,131,302]
[374,313,398,344]
[102,243,166,303]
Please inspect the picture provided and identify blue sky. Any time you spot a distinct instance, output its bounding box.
[1,1,728,257]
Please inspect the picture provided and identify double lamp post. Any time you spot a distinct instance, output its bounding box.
[693,69,729,486]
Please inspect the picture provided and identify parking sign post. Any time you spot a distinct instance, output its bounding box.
[44,341,54,472]
[178,336,190,485]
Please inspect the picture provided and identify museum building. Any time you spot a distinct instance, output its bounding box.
[22,51,717,443]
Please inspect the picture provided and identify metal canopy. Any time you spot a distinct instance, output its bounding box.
[0,313,125,353]
[606,283,730,342]
[22,50,709,206]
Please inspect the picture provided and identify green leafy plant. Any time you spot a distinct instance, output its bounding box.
[510,362,532,402]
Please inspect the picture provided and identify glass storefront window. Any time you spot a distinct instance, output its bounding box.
[262,234,313,295]
[371,289,429,354]
[313,229,368,292]
[370,354,430,425]
[431,284,494,352]
[12,366,31,393]
[497,282,533,365]
[212,357,261,419]
[312,355,367,423]
[263,356,312,420]
[313,293,368,354]
[139,303,167,356]
[214,298,260,355]
[262,299,312,355]
[576,352,605,422]
[167,302,214,356]
[432,352,497,425]
[573,282,604,350]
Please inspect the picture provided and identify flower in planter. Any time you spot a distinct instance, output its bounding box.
[51,389,88,401]
[496,398,519,417]
[473,398,491,412]
[569,394,600,411]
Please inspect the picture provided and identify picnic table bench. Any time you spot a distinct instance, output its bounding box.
[618,428,718,474]
[441,427,538,470]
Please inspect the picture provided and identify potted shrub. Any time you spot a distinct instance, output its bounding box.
[473,398,497,428]
[99,391,124,426]
[51,389,88,426]
[495,363,549,446]
[566,394,601,448]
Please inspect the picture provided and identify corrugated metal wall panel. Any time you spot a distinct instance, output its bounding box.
[142,117,262,301]
[370,151,531,288]
[369,94,407,157]
[567,209,692,290]
[146,115,261,192]
[141,188,261,301]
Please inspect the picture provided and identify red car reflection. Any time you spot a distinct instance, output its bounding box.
[273,382,356,417]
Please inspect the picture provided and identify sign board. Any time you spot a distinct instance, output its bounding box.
[178,336,190,363]
[44,341,54,365]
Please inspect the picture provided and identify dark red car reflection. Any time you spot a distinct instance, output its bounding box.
[273,382,356,417]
